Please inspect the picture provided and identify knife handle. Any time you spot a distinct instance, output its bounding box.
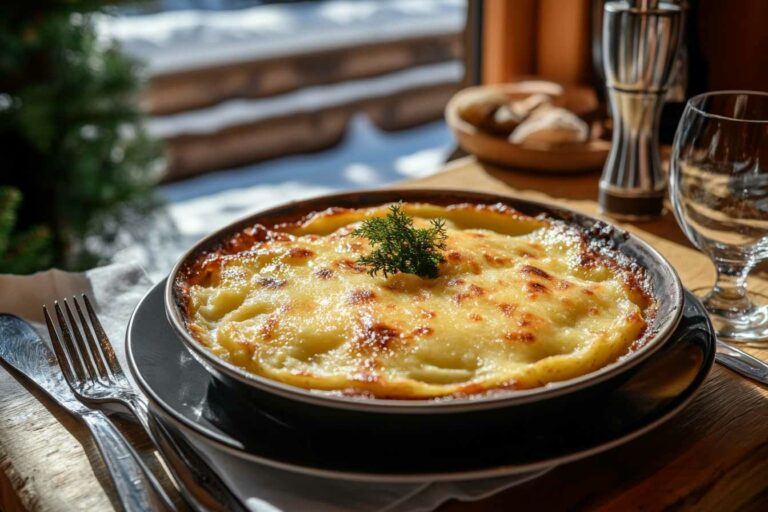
[716,340,768,385]
[82,411,170,512]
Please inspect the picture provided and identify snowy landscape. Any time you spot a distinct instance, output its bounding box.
[98,0,466,275]
[98,0,466,74]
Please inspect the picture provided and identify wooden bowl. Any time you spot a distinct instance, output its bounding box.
[446,81,610,173]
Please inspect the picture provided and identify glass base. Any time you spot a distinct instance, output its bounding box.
[692,287,768,346]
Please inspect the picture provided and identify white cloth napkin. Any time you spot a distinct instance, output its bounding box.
[0,263,552,512]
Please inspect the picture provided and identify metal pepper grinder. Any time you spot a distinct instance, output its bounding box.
[599,0,683,219]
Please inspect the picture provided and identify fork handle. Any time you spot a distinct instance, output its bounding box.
[127,396,248,512]
[82,411,171,512]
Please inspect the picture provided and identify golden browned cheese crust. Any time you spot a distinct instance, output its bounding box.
[176,203,652,399]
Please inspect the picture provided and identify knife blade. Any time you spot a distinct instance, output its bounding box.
[1,313,248,512]
[0,313,88,413]
[0,313,171,511]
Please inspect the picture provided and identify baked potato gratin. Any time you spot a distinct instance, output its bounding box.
[175,203,653,399]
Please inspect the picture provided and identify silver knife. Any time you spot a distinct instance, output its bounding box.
[716,339,768,386]
[0,314,171,512]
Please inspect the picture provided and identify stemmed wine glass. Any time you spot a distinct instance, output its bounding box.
[670,91,768,344]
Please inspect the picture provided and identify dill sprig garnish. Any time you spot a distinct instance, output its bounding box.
[350,203,448,279]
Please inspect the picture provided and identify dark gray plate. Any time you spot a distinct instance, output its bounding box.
[128,281,714,482]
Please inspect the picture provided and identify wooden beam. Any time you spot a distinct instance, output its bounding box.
[482,0,537,84]
[536,0,592,84]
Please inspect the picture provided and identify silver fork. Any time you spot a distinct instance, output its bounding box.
[45,295,246,512]
[44,299,175,512]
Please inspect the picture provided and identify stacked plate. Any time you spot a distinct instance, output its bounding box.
[127,190,715,482]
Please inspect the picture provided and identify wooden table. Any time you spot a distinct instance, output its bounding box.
[1,157,766,511]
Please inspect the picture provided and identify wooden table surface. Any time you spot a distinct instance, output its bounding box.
[1,156,766,511]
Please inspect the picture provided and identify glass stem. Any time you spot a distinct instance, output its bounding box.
[706,262,753,313]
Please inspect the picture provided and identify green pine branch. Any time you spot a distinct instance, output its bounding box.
[0,6,164,271]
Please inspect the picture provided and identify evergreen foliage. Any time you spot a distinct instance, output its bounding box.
[0,2,164,273]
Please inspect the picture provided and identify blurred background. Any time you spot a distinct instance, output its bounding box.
[1,0,765,278]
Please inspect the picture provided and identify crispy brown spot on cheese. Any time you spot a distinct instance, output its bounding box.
[445,250,463,262]
[334,259,367,273]
[355,318,401,351]
[469,284,485,295]
[286,247,314,259]
[412,326,433,336]
[313,267,334,279]
[255,277,287,289]
[526,282,549,295]
[483,253,510,265]
[259,315,279,340]
[469,313,484,321]
[498,303,516,316]
[348,289,377,305]
[578,252,601,268]
[504,331,535,344]
[517,312,541,328]
[223,225,289,254]
[521,265,551,279]
[454,284,485,304]
[188,264,217,287]
[420,309,436,319]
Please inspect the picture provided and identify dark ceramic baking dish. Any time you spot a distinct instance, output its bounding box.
[164,189,683,425]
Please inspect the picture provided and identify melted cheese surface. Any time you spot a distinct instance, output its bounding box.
[182,203,649,398]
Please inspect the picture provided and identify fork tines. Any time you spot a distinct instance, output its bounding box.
[43,295,121,390]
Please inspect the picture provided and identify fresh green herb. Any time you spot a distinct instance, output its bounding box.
[350,203,448,279]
